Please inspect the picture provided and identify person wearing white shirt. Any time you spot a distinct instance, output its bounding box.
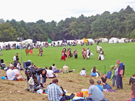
[47,67,56,78]
[13,67,23,80]
[80,68,86,76]
[13,55,16,62]
[6,65,17,80]
[52,64,60,73]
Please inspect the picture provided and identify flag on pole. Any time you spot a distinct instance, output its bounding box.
[74,38,78,44]
[83,38,88,43]
[63,38,67,43]
[47,38,52,43]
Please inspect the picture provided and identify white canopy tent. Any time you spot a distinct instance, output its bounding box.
[109,37,120,43]
[99,38,108,42]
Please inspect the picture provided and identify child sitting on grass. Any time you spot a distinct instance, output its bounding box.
[96,80,103,92]
[80,68,86,76]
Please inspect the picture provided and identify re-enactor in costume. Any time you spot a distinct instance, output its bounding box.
[87,48,91,59]
[60,49,66,61]
[82,48,87,59]
[98,48,104,60]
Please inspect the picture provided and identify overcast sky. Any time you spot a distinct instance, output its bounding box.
[1,0,135,23]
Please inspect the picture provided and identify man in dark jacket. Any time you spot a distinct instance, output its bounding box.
[36,68,49,86]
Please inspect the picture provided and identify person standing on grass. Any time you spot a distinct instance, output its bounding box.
[60,49,66,61]
[82,47,87,59]
[13,54,16,62]
[116,60,125,90]
[98,48,104,60]
[87,47,90,59]
[112,65,118,87]
[73,49,78,59]
[16,53,19,63]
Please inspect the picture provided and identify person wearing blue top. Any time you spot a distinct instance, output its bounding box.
[131,83,135,101]
[96,80,103,92]
[91,67,97,77]
[116,60,125,90]
[87,79,108,101]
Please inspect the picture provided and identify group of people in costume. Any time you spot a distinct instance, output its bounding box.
[61,46,104,61]
[60,47,78,61]
[25,47,43,56]
[25,48,33,55]
[82,47,91,59]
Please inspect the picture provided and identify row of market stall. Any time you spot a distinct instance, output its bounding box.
[0,37,133,49]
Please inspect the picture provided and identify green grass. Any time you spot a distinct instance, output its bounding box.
[1,42,135,76]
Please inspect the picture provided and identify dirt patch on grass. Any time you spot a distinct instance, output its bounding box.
[0,70,131,101]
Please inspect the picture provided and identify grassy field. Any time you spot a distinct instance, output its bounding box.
[1,42,135,76]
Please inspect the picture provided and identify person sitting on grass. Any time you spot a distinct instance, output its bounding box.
[16,62,21,70]
[96,80,103,92]
[52,64,60,73]
[80,68,86,76]
[47,78,75,101]
[101,74,112,89]
[129,74,135,85]
[47,67,57,78]
[13,67,24,81]
[87,79,108,101]
[62,64,75,73]
[91,66,98,77]
[6,64,19,81]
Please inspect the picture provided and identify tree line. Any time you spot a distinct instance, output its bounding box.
[0,5,135,41]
